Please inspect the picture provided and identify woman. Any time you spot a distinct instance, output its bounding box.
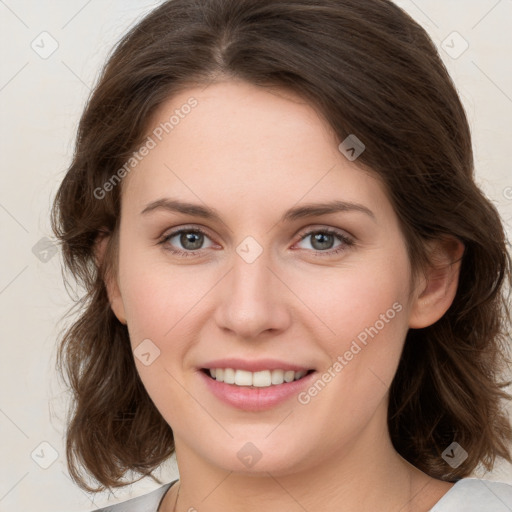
[51,0,512,510]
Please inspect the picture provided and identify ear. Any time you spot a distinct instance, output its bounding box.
[408,236,465,329]
[94,232,127,325]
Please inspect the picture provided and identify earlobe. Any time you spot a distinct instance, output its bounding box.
[94,232,127,325]
[408,237,465,329]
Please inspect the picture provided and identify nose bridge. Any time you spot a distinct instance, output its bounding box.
[214,236,291,337]
[232,244,272,299]
[230,240,276,311]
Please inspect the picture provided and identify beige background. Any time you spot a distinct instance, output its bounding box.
[0,1,511,511]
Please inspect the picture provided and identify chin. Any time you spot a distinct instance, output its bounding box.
[197,435,315,477]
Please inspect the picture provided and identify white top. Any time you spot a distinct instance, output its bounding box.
[92,480,176,512]
[91,477,512,511]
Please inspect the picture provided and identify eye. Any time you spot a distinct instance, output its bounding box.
[294,228,354,256]
[159,227,215,257]
[158,226,354,258]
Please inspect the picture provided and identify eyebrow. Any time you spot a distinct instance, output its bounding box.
[141,198,375,223]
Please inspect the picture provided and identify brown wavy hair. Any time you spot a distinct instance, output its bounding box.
[51,0,512,493]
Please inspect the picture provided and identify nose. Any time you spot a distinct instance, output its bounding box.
[213,247,292,340]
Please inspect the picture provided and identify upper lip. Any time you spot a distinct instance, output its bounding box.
[200,358,314,372]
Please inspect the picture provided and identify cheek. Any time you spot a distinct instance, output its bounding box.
[292,254,410,350]
[118,242,210,344]
[289,268,410,442]
[117,246,207,422]
[289,252,412,413]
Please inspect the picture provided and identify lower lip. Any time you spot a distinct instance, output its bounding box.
[199,370,316,411]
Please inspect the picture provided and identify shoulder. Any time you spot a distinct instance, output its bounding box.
[90,480,177,512]
[431,477,512,511]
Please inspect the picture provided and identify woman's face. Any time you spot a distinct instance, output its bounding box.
[108,79,423,476]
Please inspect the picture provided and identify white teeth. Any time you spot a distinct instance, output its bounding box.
[234,369,253,386]
[207,368,310,387]
[253,370,272,387]
[223,368,236,384]
[271,369,284,385]
[284,370,295,383]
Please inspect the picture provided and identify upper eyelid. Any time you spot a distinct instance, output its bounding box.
[297,225,352,239]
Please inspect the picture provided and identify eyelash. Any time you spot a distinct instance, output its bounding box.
[158,226,355,258]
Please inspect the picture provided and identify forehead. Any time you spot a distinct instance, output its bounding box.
[121,80,390,221]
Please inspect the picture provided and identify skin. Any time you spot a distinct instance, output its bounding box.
[99,79,464,511]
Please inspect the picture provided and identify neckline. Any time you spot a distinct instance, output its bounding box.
[156,477,467,511]
[157,479,179,511]
[429,478,470,509]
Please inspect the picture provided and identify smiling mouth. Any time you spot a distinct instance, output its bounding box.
[201,368,315,388]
